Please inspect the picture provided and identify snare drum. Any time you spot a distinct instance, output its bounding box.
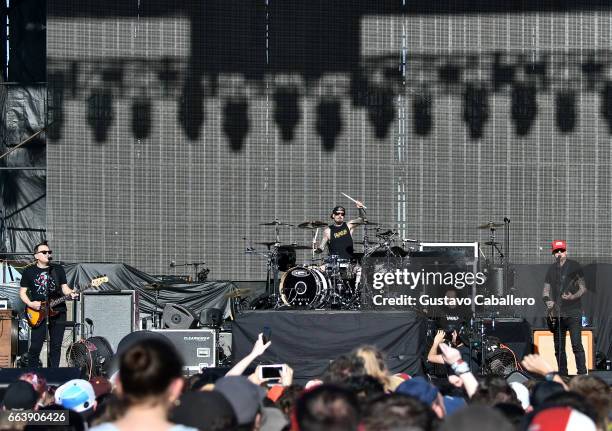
[280,266,329,308]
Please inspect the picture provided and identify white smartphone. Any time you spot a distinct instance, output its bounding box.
[258,364,284,382]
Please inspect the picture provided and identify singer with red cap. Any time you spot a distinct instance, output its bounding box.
[542,239,587,375]
[19,240,78,367]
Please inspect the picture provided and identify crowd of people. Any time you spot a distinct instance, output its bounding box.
[0,331,609,431]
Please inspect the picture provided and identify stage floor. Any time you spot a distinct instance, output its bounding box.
[232,310,426,382]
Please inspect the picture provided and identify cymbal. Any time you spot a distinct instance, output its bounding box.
[484,241,500,246]
[376,230,396,237]
[298,220,327,229]
[259,220,294,226]
[478,221,503,229]
[282,244,312,250]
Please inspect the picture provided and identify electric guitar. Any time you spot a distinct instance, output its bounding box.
[546,275,579,332]
[25,275,108,328]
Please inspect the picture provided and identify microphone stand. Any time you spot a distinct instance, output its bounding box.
[44,265,51,368]
[555,256,563,374]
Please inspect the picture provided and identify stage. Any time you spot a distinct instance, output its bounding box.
[232,310,427,382]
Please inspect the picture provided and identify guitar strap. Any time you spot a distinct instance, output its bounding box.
[48,264,60,295]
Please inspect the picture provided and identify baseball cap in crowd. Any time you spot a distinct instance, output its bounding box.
[551,239,567,253]
[528,406,596,431]
[396,376,438,405]
[55,379,96,412]
[214,376,267,425]
[170,391,237,430]
[2,380,38,410]
[89,377,112,398]
[531,381,565,408]
[396,376,465,416]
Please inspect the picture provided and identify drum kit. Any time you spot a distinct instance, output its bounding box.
[245,217,419,310]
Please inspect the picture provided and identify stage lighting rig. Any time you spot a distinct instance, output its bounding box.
[223,98,250,152]
[601,81,612,133]
[178,76,205,141]
[412,90,433,137]
[511,80,537,136]
[273,86,301,142]
[463,82,489,140]
[132,90,152,140]
[87,87,113,143]
[555,89,577,134]
[316,98,343,151]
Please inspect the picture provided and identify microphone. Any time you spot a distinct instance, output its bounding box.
[85,318,94,326]
[169,260,176,268]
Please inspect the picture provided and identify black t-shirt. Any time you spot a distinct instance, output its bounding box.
[328,222,354,260]
[20,264,68,310]
[544,258,583,313]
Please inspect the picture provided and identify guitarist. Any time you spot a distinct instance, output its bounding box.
[542,239,587,375]
[19,241,78,368]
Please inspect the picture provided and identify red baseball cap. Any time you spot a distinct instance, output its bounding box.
[528,406,595,431]
[551,239,567,254]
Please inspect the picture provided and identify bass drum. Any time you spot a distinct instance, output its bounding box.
[280,266,328,308]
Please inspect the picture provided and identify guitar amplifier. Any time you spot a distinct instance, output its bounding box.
[152,329,216,373]
[533,329,594,374]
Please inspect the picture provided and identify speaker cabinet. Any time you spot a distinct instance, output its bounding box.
[533,329,594,374]
[162,304,198,329]
[79,291,137,352]
[0,310,15,367]
[152,329,216,373]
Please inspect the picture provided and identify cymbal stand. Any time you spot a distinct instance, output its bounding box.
[488,226,504,265]
[326,255,343,309]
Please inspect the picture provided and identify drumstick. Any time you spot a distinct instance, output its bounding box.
[341,192,367,209]
[313,228,319,243]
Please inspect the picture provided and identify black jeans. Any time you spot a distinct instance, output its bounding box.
[28,311,67,368]
[552,315,587,375]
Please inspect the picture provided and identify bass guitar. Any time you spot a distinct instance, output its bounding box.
[25,275,108,328]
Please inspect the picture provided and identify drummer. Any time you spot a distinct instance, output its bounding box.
[315,201,366,260]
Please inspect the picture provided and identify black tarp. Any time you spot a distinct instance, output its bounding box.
[232,310,426,383]
[0,262,237,322]
[0,84,47,256]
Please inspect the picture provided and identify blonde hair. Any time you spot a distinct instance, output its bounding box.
[353,345,393,392]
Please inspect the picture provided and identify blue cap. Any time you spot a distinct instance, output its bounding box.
[55,379,96,412]
[395,376,439,405]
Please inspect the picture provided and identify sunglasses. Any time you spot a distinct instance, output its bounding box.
[553,249,566,254]
[334,212,345,216]
[37,250,52,255]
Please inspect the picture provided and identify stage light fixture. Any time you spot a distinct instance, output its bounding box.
[131,95,152,140]
[223,98,249,152]
[600,81,612,133]
[412,92,433,136]
[273,86,301,141]
[555,90,576,134]
[367,87,395,139]
[316,99,343,151]
[178,77,204,141]
[510,82,537,136]
[463,83,489,140]
[87,87,113,143]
